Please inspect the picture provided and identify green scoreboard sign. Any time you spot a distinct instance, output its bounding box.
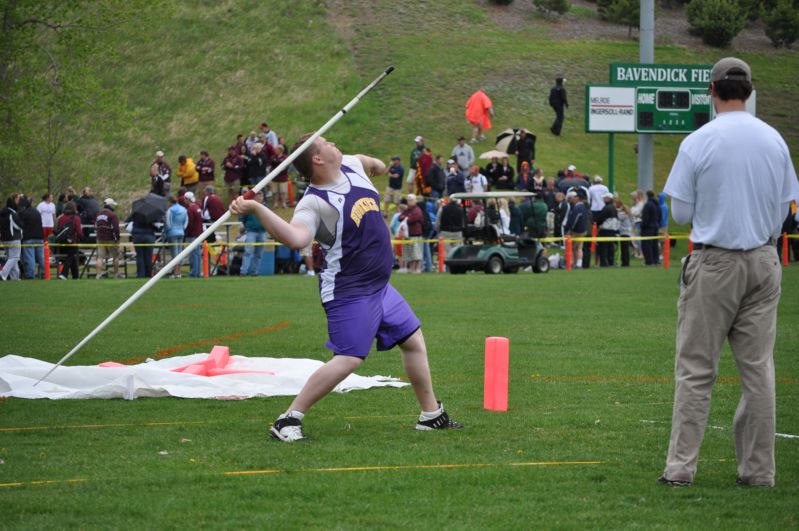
[586,63,713,134]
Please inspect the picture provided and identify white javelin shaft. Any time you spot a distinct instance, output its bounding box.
[35,65,395,385]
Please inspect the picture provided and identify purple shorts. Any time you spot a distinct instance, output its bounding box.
[323,283,421,358]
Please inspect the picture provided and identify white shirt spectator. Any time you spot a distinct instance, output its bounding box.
[465,172,488,194]
[588,183,609,211]
[36,200,56,228]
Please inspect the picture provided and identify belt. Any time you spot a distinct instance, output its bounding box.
[693,239,776,252]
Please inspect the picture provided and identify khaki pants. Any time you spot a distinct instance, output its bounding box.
[664,245,781,486]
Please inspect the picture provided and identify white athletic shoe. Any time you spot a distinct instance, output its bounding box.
[269,414,306,442]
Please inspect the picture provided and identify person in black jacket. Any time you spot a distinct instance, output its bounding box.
[515,129,536,174]
[18,195,45,279]
[549,77,569,136]
[0,195,23,281]
[426,155,446,199]
[640,190,661,265]
[435,198,465,260]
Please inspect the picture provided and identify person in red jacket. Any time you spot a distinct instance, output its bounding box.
[55,201,84,279]
[94,198,122,279]
[184,192,204,277]
[222,146,245,202]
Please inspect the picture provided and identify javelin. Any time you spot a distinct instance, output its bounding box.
[35,65,395,386]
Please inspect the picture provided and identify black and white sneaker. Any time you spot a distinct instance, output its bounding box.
[269,413,306,442]
[657,475,692,487]
[415,402,464,431]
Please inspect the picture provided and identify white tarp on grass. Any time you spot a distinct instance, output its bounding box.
[0,354,408,400]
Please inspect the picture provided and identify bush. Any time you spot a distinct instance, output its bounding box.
[534,0,571,17]
[603,0,641,37]
[490,0,515,4]
[762,0,799,47]
[597,0,613,19]
[686,0,746,46]
[737,0,762,21]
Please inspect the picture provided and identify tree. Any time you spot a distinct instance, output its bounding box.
[686,0,746,47]
[0,1,155,196]
[762,0,799,47]
[604,0,641,37]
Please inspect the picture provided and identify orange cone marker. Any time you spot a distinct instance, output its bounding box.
[484,336,509,412]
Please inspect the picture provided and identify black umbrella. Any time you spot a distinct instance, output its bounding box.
[130,193,167,225]
[495,128,536,155]
[557,178,590,194]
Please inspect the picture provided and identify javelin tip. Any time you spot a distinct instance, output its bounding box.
[385,65,395,74]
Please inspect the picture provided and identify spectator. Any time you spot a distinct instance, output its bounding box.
[245,143,267,190]
[234,134,247,155]
[516,161,533,192]
[196,150,216,189]
[36,193,56,239]
[1,195,23,281]
[588,175,610,220]
[407,136,425,194]
[415,147,433,197]
[629,190,644,258]
[223,146,245,201]
[520,193,547,239]
[465,165,488,194]
[483,156,501,188]
[177,155,199,194]
[554,192,568,244]
[451,136,475,173]
[270,145,290,208]
[183,191,204,278]
[55,201,83,280]
[615,197,633,267]
[244,131,258,152]
[594,192,619,267]
[496,156,515,190]
[465,88,494,143]
[125,194,161,279]
[549,76,569,136]
[466,199,484,225]
[508,199,523,236]
[150,150,172,197]
[259,122,279,149]
[564,190,587,269]
[76,187,101,226]
[658,191,669,259]
[399,193,423,273]
[640,190,660,266]
[390,199,408,273]
[299,242,316,277]
[515,129,536,174]
[201,185,225,245]
[383,156,404,217]
[18,195,44,279]
[164,195,188,278]
[240,191,267,276]
[497,198,511,235]
[436,197,465,259]
[531,168,545,193]
[426,155,446,199]
[543,178,559,235]
[445,159,466,196]
[95,198,122,279]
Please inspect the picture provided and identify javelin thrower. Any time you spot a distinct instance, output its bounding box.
[231,134,463,441]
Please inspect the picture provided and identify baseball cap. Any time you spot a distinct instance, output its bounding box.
[602,192,614,200]
[593,175,603,183]
[567,164,576,171]
[155,150,165,157]
[406,194,417,201]
[711,57,751,83]
[447,159,456,165]
[414,135,423,143]
[184,191,196,202]
[391,155,401,160]
[103,198,117,207]
[566,191,578,198]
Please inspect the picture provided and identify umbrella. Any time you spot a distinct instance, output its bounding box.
[478,149,511,160]
[130,193,167,225]
[557,178,591,193]
[495,128,536,155]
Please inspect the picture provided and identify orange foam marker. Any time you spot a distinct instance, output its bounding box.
[484,337,509,412]
[98,362,127,368]
[206,345,230,369]
[206,368,276,377]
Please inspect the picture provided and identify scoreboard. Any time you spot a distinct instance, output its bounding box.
[634,87,711,133]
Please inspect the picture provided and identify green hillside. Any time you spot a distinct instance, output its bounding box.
[21,0,799,201]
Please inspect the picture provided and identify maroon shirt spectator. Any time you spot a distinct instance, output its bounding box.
[186,201,204,238]
[201,190,225,222]
[272,153,289,183]
[400,201,424,237]
[196,151,216,183]
[95,206,120,242]
[223,147,245,185]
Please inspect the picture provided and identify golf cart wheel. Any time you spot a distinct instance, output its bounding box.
[449,266,466,274]
[532,253,550,274]
[485,255,504,275]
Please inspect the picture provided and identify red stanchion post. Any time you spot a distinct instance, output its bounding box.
[438,237,445,273]
[663,232,670,269]
[484,336,509,412]
[43,241,51,280]
[202,241,210,278]
[590,223,597,252]
[783,232,789,266]
[688,240,693,254]
[288,181,295,207]
[565,236,573,271]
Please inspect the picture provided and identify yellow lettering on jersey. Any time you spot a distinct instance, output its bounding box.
[350,197,379,227]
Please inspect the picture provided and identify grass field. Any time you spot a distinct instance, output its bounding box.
[1,264,797,528]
